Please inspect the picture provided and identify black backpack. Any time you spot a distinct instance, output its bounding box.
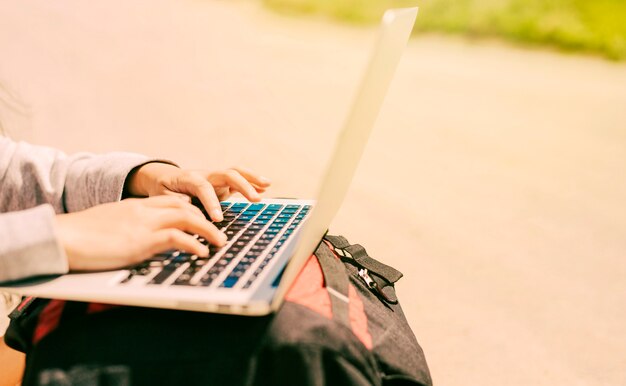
[6,235,432,386]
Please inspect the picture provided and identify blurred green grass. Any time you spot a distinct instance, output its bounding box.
[262,0,626,60]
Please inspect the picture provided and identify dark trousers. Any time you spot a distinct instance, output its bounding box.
[22,303,381,386]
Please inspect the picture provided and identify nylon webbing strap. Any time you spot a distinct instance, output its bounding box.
[314,242,350,327]
[325,236,403,284]
[344,245,403,283]
[324,235,351,249]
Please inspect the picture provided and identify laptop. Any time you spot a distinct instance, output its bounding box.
[1,8,418,316]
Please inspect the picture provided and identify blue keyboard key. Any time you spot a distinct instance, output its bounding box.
[221,276,239,288]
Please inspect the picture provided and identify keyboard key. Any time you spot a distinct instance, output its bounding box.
[172,253,193,264]
[199,271,220,286]
[239,233,253,240]
[147,255,170,262]
[230,204,247,212]
[149,266,178,285]
[242,255,259,264]
[249,245,266,253]
[173,271,196,285]
[130,267,151,276]
[221,277,239,288]
[228,246,243,255]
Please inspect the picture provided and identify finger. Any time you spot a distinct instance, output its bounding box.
[232,166,271,187]
[219,169,261,202]
[192,178,224,222]
[142,195,205,220]
[157,208,226,246]
[162,190,192,203]
[177,174,224,222]
[147,229,210,257]
[141,195,190,207]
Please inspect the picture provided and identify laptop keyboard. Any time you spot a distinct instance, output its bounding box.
[119,202,311,290]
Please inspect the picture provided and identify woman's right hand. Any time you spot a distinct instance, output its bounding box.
[55,196,226,272]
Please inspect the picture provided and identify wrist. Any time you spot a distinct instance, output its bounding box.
[123,162,179,198]
[54,213,77,270]
[123,164,150,198]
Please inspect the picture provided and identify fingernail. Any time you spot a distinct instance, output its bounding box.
[211,209,223,222]
[202,246,210,257]
[259,176,271,185]
[219,233,227,245]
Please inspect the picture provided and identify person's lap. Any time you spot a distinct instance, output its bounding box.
[22,302,379,386]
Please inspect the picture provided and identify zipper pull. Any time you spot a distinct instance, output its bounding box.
[358,268,396,304]
[358,268,376,289]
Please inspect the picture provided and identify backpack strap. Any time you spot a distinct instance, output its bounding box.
[325,236,403,283]
[323,235,351,249]
[314,242,350,328]
[325,235,403,305]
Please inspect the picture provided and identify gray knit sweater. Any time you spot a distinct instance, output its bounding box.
[0,136,152,283]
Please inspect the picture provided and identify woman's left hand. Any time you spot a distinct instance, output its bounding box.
[126,163,271,222]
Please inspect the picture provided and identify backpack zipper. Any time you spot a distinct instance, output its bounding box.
[358,268,395,304]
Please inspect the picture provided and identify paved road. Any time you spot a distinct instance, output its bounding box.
[1,1,626,385]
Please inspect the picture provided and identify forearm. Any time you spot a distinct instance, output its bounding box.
[62,152,157,212]
[0,205,68,283]
[0,136,156,213]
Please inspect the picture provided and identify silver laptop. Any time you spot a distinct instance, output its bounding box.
[1,8,418,316]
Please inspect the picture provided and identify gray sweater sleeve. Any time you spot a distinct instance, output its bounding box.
[0,136,157,283]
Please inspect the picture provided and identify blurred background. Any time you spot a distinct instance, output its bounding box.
[1,0,625,385]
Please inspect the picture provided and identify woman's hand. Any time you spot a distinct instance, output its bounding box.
[126,163,271,222]
[56,196,226,271]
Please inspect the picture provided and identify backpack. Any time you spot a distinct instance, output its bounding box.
[6,235,432,386]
